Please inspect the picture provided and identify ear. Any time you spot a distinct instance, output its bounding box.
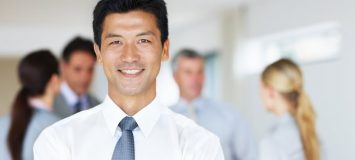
[51,74,60,86]
[94,43,103,64]
[161,39,170,61]
[47,74,60,94]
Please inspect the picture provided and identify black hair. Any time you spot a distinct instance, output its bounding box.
[93,0,168,47]
[62,36,96,62]
[7,50,59,160]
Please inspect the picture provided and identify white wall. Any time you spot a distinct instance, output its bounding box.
[0,0,97,57]
[234,0,355,159]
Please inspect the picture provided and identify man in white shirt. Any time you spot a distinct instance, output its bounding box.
[170,49,257,160]
[33,0,224,160]
[53,37,100,118]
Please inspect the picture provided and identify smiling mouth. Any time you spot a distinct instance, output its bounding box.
[118,69,145,76]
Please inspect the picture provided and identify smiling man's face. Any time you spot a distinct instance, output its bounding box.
[95,10,169,98]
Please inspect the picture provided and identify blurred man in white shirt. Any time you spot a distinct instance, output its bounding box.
[171,49,257,160]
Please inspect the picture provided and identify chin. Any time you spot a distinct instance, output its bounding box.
[266,106,275,113]
[192,92,201,98]
[76,90,87,96]
[120,88,143,96]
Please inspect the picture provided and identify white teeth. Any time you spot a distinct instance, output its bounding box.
[120,69,141,74]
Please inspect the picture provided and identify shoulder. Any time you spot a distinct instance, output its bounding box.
[41,104,103,137]
[204,98,247,123]
[163,109,223,156]
[164,108,219,142]
[52,103,101,128]
[30,110,61,132]
[87,93,100,105]
[270,122,300,143]
[34,104,103,151]
[53,93,68,111]
[34,109,60,121]
[169,102,181,112]
[261,123,303,157]
[54,93,66,103]
[204,98,240,114]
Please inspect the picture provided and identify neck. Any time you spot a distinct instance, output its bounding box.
[274,101,291,116]
[275,110,289,116]
[31,93,54,111]
[181,95,199,103]
[109,88,156,116]
[63,80,84,97]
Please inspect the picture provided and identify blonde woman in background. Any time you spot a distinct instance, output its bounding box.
[259,58,323,160]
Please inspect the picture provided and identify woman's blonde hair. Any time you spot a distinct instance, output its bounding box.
[261,58,320,160]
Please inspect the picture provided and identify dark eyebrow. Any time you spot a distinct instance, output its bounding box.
[137,31,156,37]
[104,33,123,39]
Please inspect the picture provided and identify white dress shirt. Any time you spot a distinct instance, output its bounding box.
[171,97,257,160]
[60,82,90,111]
[34,95,224,160]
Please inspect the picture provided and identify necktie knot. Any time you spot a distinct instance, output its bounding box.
[119,117,138,131]
[74,100,82,113]
[112,117,137,160]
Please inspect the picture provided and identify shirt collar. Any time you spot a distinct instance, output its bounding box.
[272,112,297,131]
[61,81,88,106]
[28,98,51,111]
[102,95,162,138]
[278,112,296,125]
[175,97,205,112]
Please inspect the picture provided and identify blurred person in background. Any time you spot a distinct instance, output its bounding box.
[171,48,257,160]
[259,58,323,160]
[0,50,60,160]
[53,36,99,118]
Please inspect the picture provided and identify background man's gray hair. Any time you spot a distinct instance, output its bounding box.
[171,48,204,73]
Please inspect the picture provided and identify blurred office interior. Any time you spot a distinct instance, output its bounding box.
[0,0,354,159]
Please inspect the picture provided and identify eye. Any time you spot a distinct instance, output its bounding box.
[109,40,122,45]
[138,39,151,44]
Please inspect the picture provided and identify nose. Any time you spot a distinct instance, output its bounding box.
[121,43,140,63]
